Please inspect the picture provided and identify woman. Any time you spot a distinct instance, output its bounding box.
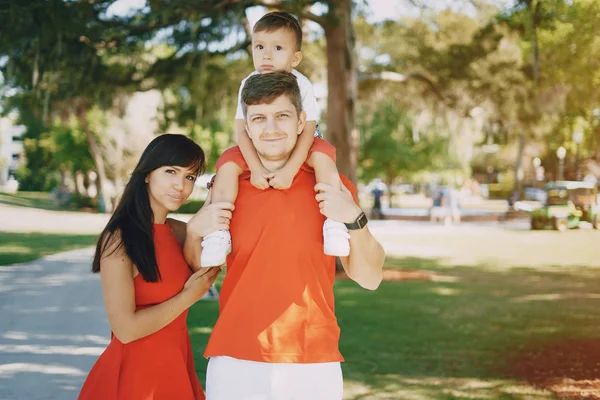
[79,134,234,400]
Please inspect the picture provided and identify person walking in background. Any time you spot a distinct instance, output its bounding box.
[371,178,386,219]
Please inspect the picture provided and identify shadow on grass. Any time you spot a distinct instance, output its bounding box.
[187,299,221,383]
[0,232,98,266]
[186,256,600,398]
[0,192,60,211]
[336,256,600,399]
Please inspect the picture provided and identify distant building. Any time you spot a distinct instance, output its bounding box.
[0,116,26,187]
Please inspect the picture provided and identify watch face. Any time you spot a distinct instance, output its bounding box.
[357,212,368,228]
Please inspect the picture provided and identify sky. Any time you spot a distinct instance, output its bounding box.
[107,0,421,23]
[106,0,517,24]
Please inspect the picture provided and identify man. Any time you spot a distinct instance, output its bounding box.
[186,71,385,400]
[371,178,386,219]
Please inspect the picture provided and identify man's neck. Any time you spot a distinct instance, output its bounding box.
[261,158,289,172]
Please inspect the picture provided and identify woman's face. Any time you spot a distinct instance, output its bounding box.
[146,165,197,215]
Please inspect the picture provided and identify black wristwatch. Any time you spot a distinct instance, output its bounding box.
[344,212,368,230]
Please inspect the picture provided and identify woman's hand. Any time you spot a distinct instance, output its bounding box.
[183,266,222,302]
[186,190,235,239]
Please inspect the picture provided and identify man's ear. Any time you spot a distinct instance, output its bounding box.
[291,51,303,68]
[297,111,306,136]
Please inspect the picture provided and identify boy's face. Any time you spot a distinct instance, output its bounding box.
[245,94,306,162]
[252,28,302,74]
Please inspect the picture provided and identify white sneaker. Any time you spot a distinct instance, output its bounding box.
[201,230,231,267]
[323,219,350,256]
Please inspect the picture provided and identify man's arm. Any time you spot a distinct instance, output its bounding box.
[339,227,384,290]
[182,195,235,271]
[315,183,385,290]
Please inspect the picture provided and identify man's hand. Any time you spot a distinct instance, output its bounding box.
[266,166,296,190]
[314,183,362,224]
[250,166,271,190]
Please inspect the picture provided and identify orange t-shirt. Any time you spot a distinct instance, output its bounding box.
[204,138,353,363]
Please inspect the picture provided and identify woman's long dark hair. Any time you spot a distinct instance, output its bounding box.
[92,134,205,282]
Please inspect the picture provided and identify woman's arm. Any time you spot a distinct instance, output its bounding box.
[182,194,235,271]
[99,235,220,344]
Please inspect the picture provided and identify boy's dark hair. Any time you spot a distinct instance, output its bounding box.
[241,71,303,118]
[253,11,303,51]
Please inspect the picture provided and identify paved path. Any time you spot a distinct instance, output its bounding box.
[0,248,108,400]
[0,202,532,399]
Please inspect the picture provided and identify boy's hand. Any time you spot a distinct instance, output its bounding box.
[250,167,270,190]
[267,167,296,190]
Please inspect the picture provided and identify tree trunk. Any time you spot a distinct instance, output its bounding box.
[76,102,111,213]
[324,0,358,183]
[385,176,395,208]
[514,130,526,198]
[531,0,541,87]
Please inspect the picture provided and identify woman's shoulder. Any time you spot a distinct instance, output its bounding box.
[99,228,128,260]
[97,228,136,278]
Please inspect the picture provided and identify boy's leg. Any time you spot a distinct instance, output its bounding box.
[308,152,350,257]
[308,151,342,190]
[201,162,242,268]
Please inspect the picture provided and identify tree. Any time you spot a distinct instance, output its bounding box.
[360,100,456,200]
[94,0,361,180]
[0,0,146,210]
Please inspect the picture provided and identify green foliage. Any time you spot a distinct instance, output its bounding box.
[13,110,95,191]
[359,101,457,185]
[176,199,206,214]
[3,0,600,189]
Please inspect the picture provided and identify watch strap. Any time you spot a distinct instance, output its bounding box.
[345,211,368,230]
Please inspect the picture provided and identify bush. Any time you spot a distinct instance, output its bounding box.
[177,199,205,214]
[69,193,99,211]
[487,183,513,200]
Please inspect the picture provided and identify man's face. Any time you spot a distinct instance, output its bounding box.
[252,28,302,74]
[245,94,306,163]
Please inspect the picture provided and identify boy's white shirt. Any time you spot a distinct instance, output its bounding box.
[235,69,320,122]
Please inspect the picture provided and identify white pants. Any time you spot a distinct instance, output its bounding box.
[206,356,343,400]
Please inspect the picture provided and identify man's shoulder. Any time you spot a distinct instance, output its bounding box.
[219,146,243,162]
[215,146,244,171]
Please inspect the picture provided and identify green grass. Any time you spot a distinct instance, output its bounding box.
[187,229,600,399]
[0,191,59,210]
[0,232,97,265]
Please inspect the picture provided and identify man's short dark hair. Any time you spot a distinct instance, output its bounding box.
[241,71,303,119]
[253,11,303,51]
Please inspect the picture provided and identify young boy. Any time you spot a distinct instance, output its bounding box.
[200,11,350,267]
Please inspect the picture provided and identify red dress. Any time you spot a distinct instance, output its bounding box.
[79,223,205,400]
